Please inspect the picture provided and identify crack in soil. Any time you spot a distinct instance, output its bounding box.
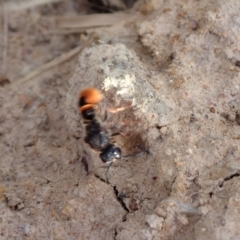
[209,172,240,198]
[219,172,240,188]
[113,228,118,240]
[94,173,129,239]
[113,186,129,215]
[168,175,177,196]
[94,173,128,214]
[94,173,108,184]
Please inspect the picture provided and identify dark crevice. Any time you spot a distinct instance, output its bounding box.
[24,142,35,147]
[208,30,222,40]
[224,172,240,182]
[81,156,89,173]
[113,228,118,240]
[209,191,213,198]
[93,172,130,220]
[113,186,129,214]
[168,175,177,196]
[93,172,129,224]
[219,172,240,188]
[94,173,108,184]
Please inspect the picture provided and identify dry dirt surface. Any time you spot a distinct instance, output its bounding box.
[1,0,240,239]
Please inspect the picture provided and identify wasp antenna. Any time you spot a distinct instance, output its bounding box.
[106,162,113,184]
[122,151,144,159]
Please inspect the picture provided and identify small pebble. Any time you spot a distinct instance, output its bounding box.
[235,60,240,67]
[210,107,215,113]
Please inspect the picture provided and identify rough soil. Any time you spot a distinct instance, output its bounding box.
[1,0,240,239]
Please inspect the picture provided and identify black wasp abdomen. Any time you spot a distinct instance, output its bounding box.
[84,119,110,151]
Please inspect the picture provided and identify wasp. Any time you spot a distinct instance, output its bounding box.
[78,88,144,183]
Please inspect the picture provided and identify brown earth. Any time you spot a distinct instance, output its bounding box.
[1,0,240,239]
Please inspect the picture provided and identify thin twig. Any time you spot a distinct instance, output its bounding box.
[14,45,82,85]
[46,29,87,35]
[3,0,63,12]
[2,1,8,74]
[56,12,130,29]
[13,33,99,85]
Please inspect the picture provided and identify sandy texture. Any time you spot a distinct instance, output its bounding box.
[1,0,240,239]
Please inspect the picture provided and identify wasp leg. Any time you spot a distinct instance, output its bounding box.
[111,132,121,137]
[111,132,127,138]
[103,109,109,122]
[103,106,128,123]
[108,106,127,113]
